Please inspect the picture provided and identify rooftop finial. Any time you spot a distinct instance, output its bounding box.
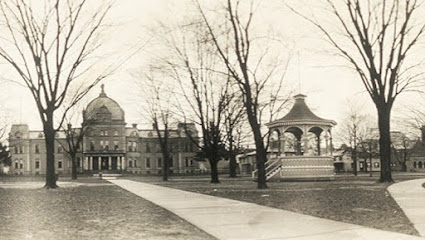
[100,84,106,97]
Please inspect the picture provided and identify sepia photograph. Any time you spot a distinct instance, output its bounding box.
[1,0,425,239]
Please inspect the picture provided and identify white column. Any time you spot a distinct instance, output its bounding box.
[108,157,112,170]
[122,156,126,170]
[118,156,121,170]
[325,134,329,156]
[302,136,309,155]
[89,157,92,170]
[98,157,101,170]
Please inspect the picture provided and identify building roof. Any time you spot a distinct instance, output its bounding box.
[266,94,336,128]
[84,84,125,121]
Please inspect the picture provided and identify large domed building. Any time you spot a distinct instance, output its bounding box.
[8,85,201,175]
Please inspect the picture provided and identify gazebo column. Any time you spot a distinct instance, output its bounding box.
[317,134,321,156]
[325,134,329,156]
[329,130,334,156]
[280,138,286,156]
[302,135,309,155]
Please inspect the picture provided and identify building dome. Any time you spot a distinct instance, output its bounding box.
[84,84,125,122]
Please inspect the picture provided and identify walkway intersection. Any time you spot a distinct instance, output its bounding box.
[109,179,424,240]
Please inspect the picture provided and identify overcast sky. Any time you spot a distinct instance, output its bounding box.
[1,0,424,143]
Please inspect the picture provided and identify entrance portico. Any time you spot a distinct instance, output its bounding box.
[85,154,125,172]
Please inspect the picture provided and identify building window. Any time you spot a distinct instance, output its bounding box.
[100,141,109,150]
[114,141,119,150]
[132,142,137,152]
[104,130,108,136]
[169,158,173,167]
[19,162,23,169]
[35,160,40,169]
[185,157,189,167]
[57,146,63,153]
[134,160,138,167]
[58,160,62,169]
[190,159,194,167]
[77,157,81,167]
[35,144,40,153]
[374,162,380,168]
[15,146,24,154]
[146,158,151,168]
[146,143,151,153]
[15,161,18,169]
[114,130,118,136]
[419,162,423,169]
[90,141,95,151]
[157,158,162,168]
[129,160,133,168]
[414,162,417,168]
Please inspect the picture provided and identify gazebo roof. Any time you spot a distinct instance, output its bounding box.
[266,94,336,128]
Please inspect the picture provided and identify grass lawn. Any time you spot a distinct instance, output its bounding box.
[127,173,425,236]
[0,178,216,240]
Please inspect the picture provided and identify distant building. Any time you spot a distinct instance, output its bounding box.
[8,85,202,175]
[407,127,425,172]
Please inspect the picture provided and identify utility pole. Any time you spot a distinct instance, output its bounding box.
[369,141,373,177]
[352,122,358,176]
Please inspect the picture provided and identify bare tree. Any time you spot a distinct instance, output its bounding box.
[391,135,413,172]
[57,109,96,180]
[196,0,290,188]
[337,99,376,175]
[0,0,113,188]
[289,0,425,182]
[150,21,237,183]
[223,92,246,178]
[143,72,173,181]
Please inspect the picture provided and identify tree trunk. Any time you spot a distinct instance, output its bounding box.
[43,113,58,189]
[229,154,237,178]
[401,162,407,172]
[377,105,393,182]
[209,159,220,183]
[162,155,169,181]
[71,154,78,180]
[251,124,267,189]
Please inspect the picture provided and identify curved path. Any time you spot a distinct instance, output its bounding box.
[109,179,423,240]
[388,179,425,237]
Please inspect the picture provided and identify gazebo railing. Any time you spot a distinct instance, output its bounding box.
[252,158,282,180]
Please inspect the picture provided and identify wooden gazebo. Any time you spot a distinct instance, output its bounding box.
[253,94,337,181]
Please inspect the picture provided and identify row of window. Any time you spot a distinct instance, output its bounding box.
[15,160,64,169]
[14,145,65,154]
[413,162,424,168]
[14,141,196,154]
[90,141,120,151]
[127,157,194,169]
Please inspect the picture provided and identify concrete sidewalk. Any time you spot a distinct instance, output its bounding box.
[109,179,423,240]
[388,178,425,237]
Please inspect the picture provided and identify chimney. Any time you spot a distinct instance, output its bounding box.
[132,123,137,129]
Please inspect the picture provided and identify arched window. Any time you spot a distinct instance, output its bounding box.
[419,162,423,169]
[414,162,417,168]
